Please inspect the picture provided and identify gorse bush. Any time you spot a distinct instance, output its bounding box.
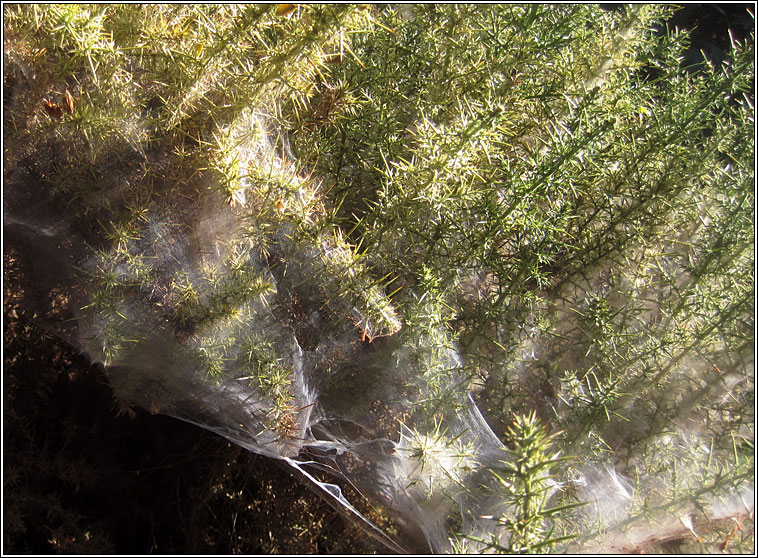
[460,412,582,554]
[4,3,754,554]
[287,5,754,549]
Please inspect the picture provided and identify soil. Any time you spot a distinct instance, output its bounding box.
[3,250,391,554]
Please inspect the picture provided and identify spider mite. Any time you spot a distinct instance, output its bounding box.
[43,99,64,120]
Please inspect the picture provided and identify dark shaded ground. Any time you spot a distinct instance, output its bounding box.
[3,249,392,554]
[667,3,755,69]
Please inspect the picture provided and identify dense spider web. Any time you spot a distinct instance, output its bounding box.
[5,106,519,552]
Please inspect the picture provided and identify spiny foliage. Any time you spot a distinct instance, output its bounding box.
[3,3,754,553]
